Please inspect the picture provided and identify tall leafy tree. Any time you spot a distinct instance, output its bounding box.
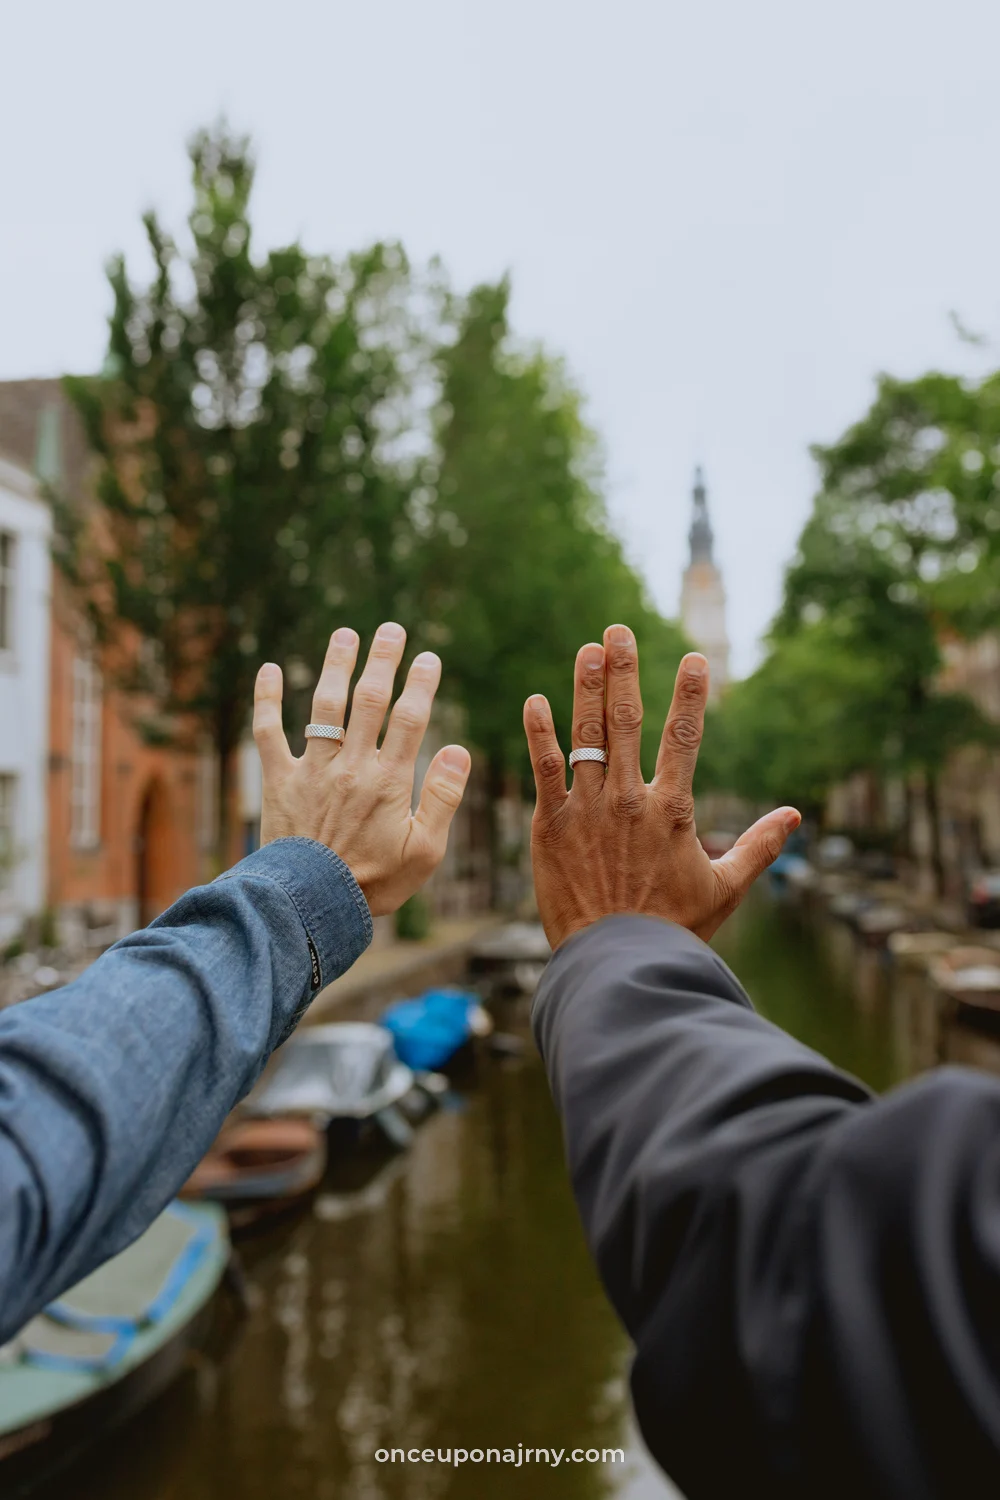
[61,124,421,859]
[423,282,688,780]
[709,374,998,887]
[811,368,1000,627]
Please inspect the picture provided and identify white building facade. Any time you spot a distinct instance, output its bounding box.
[0,453,51,943]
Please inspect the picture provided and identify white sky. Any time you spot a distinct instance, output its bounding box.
[4,0,999,674]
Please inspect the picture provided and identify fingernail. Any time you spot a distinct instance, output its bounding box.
[606,624,632,645]
[685,653,707,677]
[782,807,802,831]
[581,645,603,671]
[414,650,440,668]
[333,627,357,646]
[527,694,548,713]
[440,744,470,774]
[377,621,405,641]
[258,662,279,679]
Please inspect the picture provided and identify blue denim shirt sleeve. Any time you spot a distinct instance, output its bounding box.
[0,837,372,1345]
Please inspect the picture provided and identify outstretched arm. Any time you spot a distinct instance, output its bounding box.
[534,916,1000,1499]
[0,623,471,1343]
[525,630,1000,1499]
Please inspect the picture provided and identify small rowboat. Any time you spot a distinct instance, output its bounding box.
[246,1023,416,1147]
[855,904,922,947]
[0,1202,228,1488]
[929,946,1000,1016]
[181,1118,326,1207]
[468,923,551,996]
[888,931,960,967]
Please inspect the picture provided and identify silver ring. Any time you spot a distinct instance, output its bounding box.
[569,747,608,767]
[305,724,345,741]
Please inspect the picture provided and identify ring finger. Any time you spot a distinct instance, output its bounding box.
[569,642,606,797]
[305,627,359,763]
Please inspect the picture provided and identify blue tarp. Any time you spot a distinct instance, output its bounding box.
[380,989,480,1072]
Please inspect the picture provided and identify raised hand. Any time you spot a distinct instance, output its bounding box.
[523,624,800,949]
[253,623,471,916]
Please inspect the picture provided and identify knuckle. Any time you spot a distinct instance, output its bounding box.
[312,693,341,718]
[678,672,705,705]
[659,791,695,829]
[760,833,783,867]
[609,698,642,731]
[332,765,358,794]
[352,685,388,716]
[392,702,426,735]
[574,715,606,745]
[611,786,646,820]
[536,750,565,782]
[715,866,741,915]
[606,643,636,675]
[667,714,702,750]
[430,777,463,810]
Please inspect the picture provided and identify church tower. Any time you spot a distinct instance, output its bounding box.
[679,467,730,703]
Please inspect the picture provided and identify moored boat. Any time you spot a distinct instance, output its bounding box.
[468,923,550,997]
[380,988,492,1073]
[855,903,922,946]
[181,1117,326,1217]
[0,1202,228,1489]
[929,946,1000,1015]
[246,1023,417,1147]
[888,931,961,967]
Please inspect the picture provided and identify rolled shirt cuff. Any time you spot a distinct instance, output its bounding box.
[216,836,373,1003]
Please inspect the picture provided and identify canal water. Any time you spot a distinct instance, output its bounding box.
[35,891,985,1500]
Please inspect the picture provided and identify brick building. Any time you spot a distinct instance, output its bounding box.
[0,380,212,944]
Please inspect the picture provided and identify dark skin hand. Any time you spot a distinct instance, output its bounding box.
[523,624,801,950]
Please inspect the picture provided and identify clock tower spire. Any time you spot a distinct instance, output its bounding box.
[679,468,730,702]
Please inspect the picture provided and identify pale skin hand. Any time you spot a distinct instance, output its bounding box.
[523,624,801,950]
[253,622,472,917]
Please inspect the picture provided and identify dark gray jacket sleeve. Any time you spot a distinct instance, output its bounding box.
[532,914,1000,1500]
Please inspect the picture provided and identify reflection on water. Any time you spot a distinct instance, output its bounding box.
[713,890,911,1091]
[38,1042,674,1500]
[34,891,1000,1500]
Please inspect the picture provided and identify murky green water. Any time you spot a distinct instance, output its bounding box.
[34,891,965,1500]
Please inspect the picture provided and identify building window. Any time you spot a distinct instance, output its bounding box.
[71,654,103,849]
[0,774,15,890]
[0,532,15,653]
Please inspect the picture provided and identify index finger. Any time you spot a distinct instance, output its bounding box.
[652,653,708,821]
[523,694,567,814]
[253,663,294,777]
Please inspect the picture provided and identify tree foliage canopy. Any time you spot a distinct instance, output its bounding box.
[60,123,689,852]
[706,367,999,821]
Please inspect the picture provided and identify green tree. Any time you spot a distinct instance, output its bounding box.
[711,379,998,887]
[423,282,688,782]
[812,368,1000,628]
[60,124,422,860]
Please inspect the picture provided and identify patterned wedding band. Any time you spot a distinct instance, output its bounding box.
[305,724,346,741]
[569,747,608,768]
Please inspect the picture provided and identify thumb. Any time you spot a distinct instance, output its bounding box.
[713,806,801,902]
[413,744,472,853]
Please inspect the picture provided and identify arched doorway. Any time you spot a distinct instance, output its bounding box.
[136,778,174,926]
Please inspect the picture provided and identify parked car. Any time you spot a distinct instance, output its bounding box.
[968,872,1000,929]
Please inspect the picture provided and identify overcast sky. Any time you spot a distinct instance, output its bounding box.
[4,0,999,674]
